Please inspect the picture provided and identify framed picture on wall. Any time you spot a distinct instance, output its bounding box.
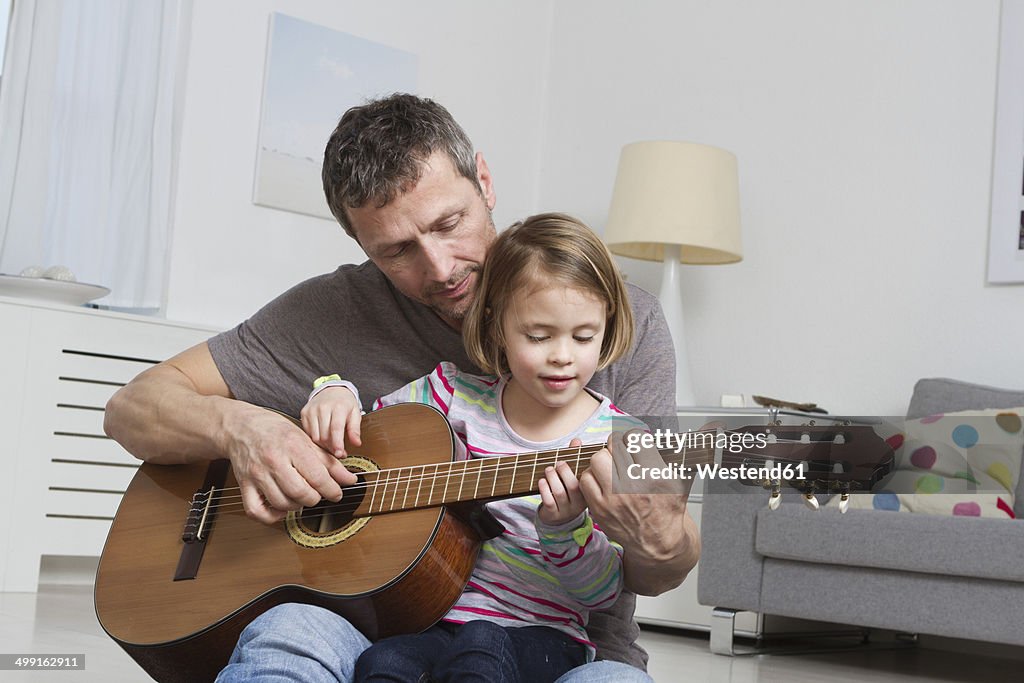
[253,13,417,220]
[988,0,1024,283]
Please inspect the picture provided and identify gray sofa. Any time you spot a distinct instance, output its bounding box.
[697,378,1024,651]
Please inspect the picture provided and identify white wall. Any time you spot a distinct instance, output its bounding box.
[538,0,1019,414]
[0,0,10,80]
[165,0,553,326]
[166,0,1022,415]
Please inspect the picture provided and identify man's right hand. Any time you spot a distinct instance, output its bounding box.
[104,341,357,526]
[226,406,358,524]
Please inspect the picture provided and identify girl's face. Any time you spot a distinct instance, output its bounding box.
[501,283,607,411]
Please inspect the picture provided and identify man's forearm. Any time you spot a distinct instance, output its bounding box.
[104,363,239,464]
[621,507,701,596]
[105,343,357,524]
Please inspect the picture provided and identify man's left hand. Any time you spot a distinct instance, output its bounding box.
[578,429,701,596]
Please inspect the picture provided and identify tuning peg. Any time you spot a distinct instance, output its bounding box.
[800,432,811,444]
[767,481,782,510]
[838,482,851,514]
[803,492,820,510]
[832,462,845,475]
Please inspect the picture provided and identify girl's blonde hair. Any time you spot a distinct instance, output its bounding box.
[464,212,634,376]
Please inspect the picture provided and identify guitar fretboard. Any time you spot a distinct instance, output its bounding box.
[357,442,716,515]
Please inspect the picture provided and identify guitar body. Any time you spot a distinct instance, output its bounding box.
[95,403,484,682]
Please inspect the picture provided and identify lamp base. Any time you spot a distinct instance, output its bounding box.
[659,246,696,407]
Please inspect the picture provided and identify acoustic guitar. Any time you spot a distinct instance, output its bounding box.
[94,402,892,681]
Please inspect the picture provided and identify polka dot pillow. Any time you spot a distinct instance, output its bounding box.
[830,408,1024,518]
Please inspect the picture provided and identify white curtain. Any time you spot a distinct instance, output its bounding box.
[0,0,189,309]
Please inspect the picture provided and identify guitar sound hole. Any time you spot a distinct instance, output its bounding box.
[293,474,369,536]
[296,501,356,534]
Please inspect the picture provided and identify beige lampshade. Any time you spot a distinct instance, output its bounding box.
[604,141,743,264]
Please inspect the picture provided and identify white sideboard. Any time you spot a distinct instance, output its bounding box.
[0,297,217,591]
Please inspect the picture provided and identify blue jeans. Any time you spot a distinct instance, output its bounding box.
[216,604,654,683]
[355,620,585,682]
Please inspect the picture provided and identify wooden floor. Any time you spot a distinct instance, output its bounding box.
[1,581,1021,682]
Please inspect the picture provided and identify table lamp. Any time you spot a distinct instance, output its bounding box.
[604,141,743,407]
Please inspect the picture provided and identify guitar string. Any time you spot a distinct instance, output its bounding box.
[186,439,847,518]
[192,440,811,508]
[190,444,831,511]
[193,445,607,514]
[196,425,831,506]
[189,437,845,514]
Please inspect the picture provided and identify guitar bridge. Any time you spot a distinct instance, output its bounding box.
[174,460,228,581]
[182,487,214,543]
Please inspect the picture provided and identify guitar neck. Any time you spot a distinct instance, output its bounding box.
[356,441,716,516]
[354,422,883,516]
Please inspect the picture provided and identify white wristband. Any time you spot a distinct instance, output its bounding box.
[308,378,361,409]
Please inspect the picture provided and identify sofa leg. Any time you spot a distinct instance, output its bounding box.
[710,607,739,655]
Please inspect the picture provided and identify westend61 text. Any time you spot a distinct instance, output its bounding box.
[624,429,769,455]
[626,461,807,482]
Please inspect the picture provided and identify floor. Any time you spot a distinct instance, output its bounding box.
[1,583,1021,682]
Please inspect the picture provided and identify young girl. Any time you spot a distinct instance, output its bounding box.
[301,213,648,683]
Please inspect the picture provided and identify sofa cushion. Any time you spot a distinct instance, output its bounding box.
[906,378,1024,518]
[754,504,1024,583]
[825,407,1023,518]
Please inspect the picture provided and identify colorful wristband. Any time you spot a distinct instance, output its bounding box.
[313,374,341,389]
[308,375,361,408]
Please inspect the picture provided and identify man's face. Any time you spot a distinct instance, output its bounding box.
[349,151,498,329]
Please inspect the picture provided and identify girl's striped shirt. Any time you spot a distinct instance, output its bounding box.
[372,362,648,658]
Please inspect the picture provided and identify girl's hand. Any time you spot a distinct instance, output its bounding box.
[538,460,586,526]
[300,386,362,457]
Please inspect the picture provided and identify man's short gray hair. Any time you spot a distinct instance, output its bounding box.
[322,93,478,238]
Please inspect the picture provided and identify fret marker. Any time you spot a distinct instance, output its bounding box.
[472,459,482,500]
[373,470,387,514]
[390,467,402,512]
[442,463,453,504]
[510,453,520,495]
[415,465,425,508]
[456,461,467,501]
[401,466,411,510]
[429,463,439,507]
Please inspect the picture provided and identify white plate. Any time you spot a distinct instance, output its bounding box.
[0,274,111,306]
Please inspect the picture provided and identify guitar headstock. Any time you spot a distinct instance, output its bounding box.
[730,424,894,512]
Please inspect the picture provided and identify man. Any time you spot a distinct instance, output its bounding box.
[104,94,700,682]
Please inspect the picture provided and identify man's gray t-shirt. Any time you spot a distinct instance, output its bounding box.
[208,260,676,670]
